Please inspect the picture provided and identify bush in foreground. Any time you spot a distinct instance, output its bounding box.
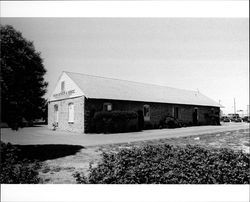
[74,144,250,184]
[0,141,40,184]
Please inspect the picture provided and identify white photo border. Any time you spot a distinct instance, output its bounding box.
[1,1,249,202]
[1,0,249,18]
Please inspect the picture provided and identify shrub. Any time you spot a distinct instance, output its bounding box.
[74,144,250,184]
[159,116,181,129]
[92,111,139,133]
[0,141,40,184]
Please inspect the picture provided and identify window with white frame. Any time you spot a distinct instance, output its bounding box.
[54,104,59,124]
[68,103,74,123]
[143,105,150,121]
[103,103,112,111]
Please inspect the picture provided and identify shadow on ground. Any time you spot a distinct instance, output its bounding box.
[14,144,84,161]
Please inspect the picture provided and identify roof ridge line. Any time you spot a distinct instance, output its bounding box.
[64,71,196,92]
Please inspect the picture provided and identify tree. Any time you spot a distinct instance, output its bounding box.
[0,25,48,130]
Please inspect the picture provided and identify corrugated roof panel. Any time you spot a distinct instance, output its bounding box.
[65,71,220,107]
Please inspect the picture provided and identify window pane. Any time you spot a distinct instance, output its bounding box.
[107,104,112,111]
[54,105,59,123]
[174,107,179,119]
[68,103,74,123]
[61,81,65,92]
[103,103,112,111]
[143,105,150,120]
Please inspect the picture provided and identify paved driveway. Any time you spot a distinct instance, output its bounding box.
[1,122,249,147]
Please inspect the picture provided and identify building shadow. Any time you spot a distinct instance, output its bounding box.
[14,144,84,162]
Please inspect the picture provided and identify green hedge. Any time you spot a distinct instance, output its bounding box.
[74,144,250,184]
[92,111,139,133]
[0,141,40,184]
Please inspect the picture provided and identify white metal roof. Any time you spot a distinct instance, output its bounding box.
[65,71,220,107]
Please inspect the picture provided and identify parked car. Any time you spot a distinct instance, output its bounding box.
[220,116,230,122]
[228,114,242,122]
[242,116,250,123]
[232,117,242,122]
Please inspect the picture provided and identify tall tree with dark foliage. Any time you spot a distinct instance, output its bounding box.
[0,25,48,130]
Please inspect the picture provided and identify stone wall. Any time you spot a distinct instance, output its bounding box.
[48,96,85,133]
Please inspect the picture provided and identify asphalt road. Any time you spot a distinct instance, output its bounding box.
[1,122,249,147]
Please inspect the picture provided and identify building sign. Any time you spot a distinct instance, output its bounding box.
[53,90,75,98]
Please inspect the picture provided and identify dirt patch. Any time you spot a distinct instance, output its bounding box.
[38,147,102,184]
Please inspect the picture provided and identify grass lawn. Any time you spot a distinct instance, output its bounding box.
[37,128,249,184]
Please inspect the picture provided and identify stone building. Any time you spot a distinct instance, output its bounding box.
[48,71,221,133]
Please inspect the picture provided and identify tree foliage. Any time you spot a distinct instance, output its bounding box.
[0,25,48,130]
[0,141,40,184]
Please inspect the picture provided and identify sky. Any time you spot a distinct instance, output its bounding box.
[1,18,249,115]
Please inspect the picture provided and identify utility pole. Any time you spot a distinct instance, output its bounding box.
[218,100,222,116]
[247,105,249,116]
[234,98,236,114]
